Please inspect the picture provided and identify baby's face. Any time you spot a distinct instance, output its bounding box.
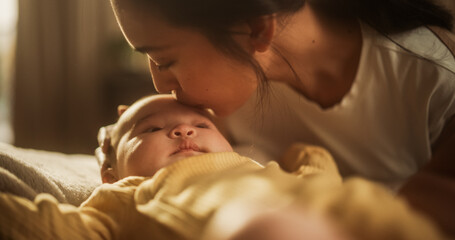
[111,95,233,179]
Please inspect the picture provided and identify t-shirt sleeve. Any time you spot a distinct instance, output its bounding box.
[427,69,455,145]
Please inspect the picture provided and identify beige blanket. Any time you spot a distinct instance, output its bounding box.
[0,143,101,206]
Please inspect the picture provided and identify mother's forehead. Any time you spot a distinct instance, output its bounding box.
[111,0,183,48]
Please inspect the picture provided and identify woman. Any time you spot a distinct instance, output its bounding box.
[108,0,455,235]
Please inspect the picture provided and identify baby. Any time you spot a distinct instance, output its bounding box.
[0,94,447,240]
[96,94,233,183]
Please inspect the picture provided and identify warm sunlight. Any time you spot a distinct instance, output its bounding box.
[0,0,17,34]
[0,0,18,143]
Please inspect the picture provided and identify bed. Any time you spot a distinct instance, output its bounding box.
[0,142,101,206]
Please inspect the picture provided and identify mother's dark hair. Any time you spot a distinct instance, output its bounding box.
[136,0,453,33]
[133,0,454,89]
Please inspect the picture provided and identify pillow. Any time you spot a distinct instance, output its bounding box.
[0,142,102,206]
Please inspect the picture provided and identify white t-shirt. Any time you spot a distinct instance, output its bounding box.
[225,22,455,189]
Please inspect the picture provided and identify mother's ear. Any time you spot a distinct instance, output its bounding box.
[247,14,276,52]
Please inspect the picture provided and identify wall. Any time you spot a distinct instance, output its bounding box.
[13,0,154,154]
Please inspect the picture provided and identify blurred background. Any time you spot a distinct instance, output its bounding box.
[0,0,454,154]
[0,0,156,154]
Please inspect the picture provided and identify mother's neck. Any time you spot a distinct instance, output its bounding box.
[257,5,363,108]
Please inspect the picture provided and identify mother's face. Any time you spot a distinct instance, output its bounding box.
[110,0,259,116]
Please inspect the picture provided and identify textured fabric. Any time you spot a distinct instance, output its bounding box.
[225,22,455,189]
[0,143,101,205]
[0,148,446,240]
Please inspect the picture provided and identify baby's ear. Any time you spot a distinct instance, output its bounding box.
[117,105,129,117]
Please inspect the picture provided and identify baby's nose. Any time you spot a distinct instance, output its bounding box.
[169,124,196,138]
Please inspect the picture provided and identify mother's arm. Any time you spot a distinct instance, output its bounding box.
[398,116,455,237]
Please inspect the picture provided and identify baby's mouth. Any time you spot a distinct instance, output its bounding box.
[172,140,203,155]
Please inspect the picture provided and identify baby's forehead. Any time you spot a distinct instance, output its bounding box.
[120,95,212,128]
[136,97,211,119]
[136,103,210,122]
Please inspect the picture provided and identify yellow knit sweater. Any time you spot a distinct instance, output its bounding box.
[0,145,447,240]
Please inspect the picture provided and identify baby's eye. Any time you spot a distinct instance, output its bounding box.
[195,123,209,129]
[145,127,163,133]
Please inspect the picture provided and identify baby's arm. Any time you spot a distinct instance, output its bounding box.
[0,192,116,240]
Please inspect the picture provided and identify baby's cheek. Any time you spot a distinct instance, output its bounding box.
[126,154,158,177]
[217,134,234,152]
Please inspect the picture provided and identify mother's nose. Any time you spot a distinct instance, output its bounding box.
[169,124,197,138]
[149,59,179,93]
